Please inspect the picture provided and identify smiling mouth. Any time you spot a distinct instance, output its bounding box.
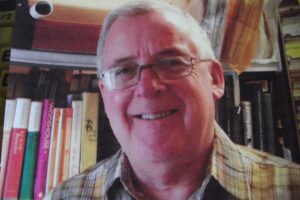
[134,109,177,120]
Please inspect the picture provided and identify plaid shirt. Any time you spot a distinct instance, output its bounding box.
[45,122,300,199]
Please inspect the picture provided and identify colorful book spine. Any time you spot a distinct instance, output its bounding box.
[34,99,54,200]
[69,100,83,177]
[45,108,61,193]
[0,99,16,198]
[2,98,31,199]
[62,108,73,181]
[80,92,99,172]
[19,101,43,199]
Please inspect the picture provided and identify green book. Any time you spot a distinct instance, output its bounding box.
[0,26,12,46]
[19,102,43,199]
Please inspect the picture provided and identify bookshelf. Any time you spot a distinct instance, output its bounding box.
[1,0,300,199]
[278,1,300,162]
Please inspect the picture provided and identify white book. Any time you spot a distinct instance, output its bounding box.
[69,101,83,178]
[241,101,253,148]
[45,108,60,193]
[52,108,64,187]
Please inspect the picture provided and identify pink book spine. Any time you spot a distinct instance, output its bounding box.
[2,98,31,199]
[34,99,54,200]
[3,129,27,198]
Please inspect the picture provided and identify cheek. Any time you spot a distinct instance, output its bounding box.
[175,75,215,122]
[102,91,131,123]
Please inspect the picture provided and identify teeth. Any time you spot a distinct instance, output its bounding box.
[140,110,175,120]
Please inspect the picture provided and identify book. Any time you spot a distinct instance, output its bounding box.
[33,99,54,200]
[288,58,300,71]
[0,46,10,67]
[230,106,243,145]
[242,82,266,152]
[52,108,70,186]
[80,92,99,172]
[45,108,61,193]
[0,26,12,47]
[216,74,234,136]
[2,98,31,199]
[34,76,58,200]
[241,101,253,147]
[69,100,83,177]
[0,99,16,198]
[285,39,300,59]
[281,15,300,38]
[19,101,43,199]
[61,107,73,181]
[263,92,276,155]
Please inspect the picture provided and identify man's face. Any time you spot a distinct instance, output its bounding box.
[99,12,224,163]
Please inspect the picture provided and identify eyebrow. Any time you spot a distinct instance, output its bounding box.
[110,48,187,67]
[111,56,136,67]
[153,48,187,59]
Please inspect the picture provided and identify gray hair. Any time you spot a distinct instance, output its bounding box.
[96,0,215,75]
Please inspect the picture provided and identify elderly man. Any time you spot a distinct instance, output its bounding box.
[46,1,300,199]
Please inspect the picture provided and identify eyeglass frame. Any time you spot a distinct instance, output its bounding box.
[99,57,212,90]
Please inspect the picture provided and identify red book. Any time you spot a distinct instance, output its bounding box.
[2,98,31,199]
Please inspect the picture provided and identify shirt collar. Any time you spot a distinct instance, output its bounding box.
[211,121,250,199]
[103,122,250,199]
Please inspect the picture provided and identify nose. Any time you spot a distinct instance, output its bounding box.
[135,67,166,97]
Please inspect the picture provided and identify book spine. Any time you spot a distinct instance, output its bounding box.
[45,108,60,193]
[80,92,99,172]
[263,92,276,155]
[62,107,73,181]
[19,101,43,200]
[0,99,16,198]
[69,101,83,177]
[230,106,242,144]
[245,83,266,151]
[241,101,253,147]
[2,98,31,199]
[34,99,54,200]
[53,108,65,186]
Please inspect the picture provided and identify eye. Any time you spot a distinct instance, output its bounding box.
[114,66,135,76]
[159,58,187,68]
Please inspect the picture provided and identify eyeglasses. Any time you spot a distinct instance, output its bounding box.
[99,57,211,90]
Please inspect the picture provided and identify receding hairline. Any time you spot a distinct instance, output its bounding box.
[96,1,215,74]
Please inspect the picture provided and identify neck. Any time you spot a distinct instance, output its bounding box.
[127,146,212,200]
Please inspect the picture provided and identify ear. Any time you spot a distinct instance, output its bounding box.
[98,79,105,95]
[209,59,224,100]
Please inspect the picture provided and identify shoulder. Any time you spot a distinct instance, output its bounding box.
[213,122,300,199]
[44,151,121,199]
[237,145,300,199]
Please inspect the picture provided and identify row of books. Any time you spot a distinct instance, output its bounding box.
[216,72,284,157]
[0,68,119,199]
[279,4,300,159]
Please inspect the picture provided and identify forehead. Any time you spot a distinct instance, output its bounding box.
[102,12,198,67]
